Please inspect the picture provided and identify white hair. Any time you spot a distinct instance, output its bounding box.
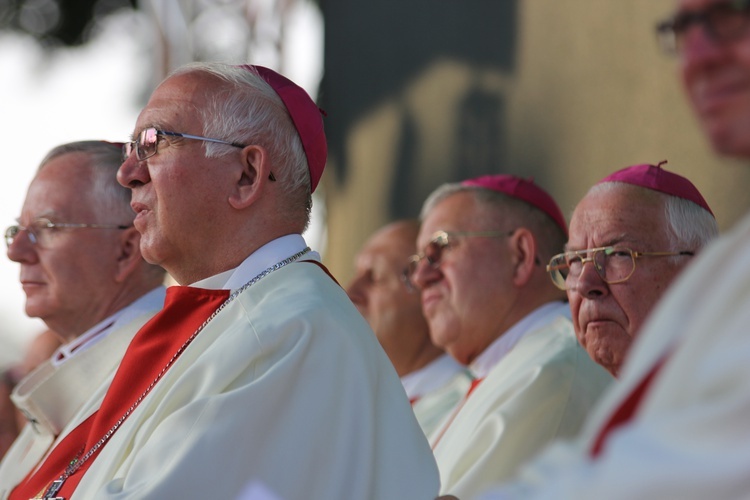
[169,62,312,229]
[589,182,718,257]
[39,141,134,224]
[420,181,567,261]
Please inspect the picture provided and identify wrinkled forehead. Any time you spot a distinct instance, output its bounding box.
[136,71,220,132]
[418,192,489,244]
[568,184,670,246]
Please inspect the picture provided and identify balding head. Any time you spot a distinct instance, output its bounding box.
[347,220,443,377]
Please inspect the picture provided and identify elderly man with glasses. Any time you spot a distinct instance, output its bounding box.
[547,162,718,378]
[407,174,611,499]
[6,63,439,500]
[346,220,473,438]
[0,141,167,494]
[443,1,750,499]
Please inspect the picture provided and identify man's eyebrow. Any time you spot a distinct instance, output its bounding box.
[563,233,633,252]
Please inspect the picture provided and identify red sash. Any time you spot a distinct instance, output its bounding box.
[589,357,666,457]
[10,286,229,500]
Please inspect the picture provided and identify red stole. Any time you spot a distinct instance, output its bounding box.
[589,357,666,457]
[10,286,229,500]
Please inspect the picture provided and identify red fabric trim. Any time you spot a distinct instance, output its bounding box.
[590,357,666,457]
[430,377,484,450]
[302,260,341,287]
[10,287,229,500]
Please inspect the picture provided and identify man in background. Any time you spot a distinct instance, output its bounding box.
[549,162,718,377]
[459,1,750,498]
[0,141,166,492]
[407,174,611,498]
[347,219,472,437]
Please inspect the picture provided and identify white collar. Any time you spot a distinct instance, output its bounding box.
[51,286,167,367]
[469,301,570,379]
[400,354,468,400]
[191,234,320,292]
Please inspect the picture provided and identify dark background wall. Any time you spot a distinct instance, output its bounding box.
[320,1,750,281]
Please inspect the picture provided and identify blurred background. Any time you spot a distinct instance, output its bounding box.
[1,0,748,367]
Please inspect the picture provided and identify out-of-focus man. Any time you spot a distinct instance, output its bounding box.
[548,162,718,377]
[460,2,750,498]
[347,220,472,437]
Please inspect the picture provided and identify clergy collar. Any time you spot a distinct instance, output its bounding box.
[51,286,167,367]
[400,354,467,400]
[469,301,570,379]
[191,234,319,292]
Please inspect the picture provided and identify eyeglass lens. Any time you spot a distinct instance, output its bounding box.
[551,248,636,288]
[405,234,451,281]
[123,128,159,162]
[4,223,42,247]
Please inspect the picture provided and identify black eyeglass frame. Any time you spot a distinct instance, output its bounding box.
[655,0,750,54]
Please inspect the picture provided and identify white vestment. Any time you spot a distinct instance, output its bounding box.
[477,212,750,500]
[403,354,473,438]
[434,303,612,498]
[57,236,438,499]
[0,287,166,496]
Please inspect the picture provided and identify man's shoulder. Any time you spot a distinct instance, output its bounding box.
[481,315,607,396]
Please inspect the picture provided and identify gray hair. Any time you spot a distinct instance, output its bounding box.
[169,62,312,229]
[39,141,134,224]
[420,181,567,261]
[38,140,166,280]
[589,182,718,257]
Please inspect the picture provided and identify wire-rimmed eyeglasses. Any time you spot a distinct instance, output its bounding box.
[122,128,247,162]
[401,229,515,289]
[546,246,695,291]
[656,0,750,54]
[122,127,276,181]
[5,218,131,248]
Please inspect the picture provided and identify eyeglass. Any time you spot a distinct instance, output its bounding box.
[402,229,514,288]
[546,246,694,291]
[122,127,276,181]
[122,128,247,162]
[5,218,131,248]
[656,0,750,54]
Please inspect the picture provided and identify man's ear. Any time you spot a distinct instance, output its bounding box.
[115,227,144,283]
[509,228,538,287]
[229,145,272,210]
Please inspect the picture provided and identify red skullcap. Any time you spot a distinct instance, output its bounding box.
[239,65,327,193]
[597,161,714,217]
[461,174,568,236]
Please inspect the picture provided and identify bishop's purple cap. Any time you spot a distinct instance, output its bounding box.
[597,161,713,216]
[239,65,327,193]
[461,174,568,236]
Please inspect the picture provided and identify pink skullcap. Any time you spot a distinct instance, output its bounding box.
[238,65,327,193]
[597,161,713,216]
[461,174,568,236]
